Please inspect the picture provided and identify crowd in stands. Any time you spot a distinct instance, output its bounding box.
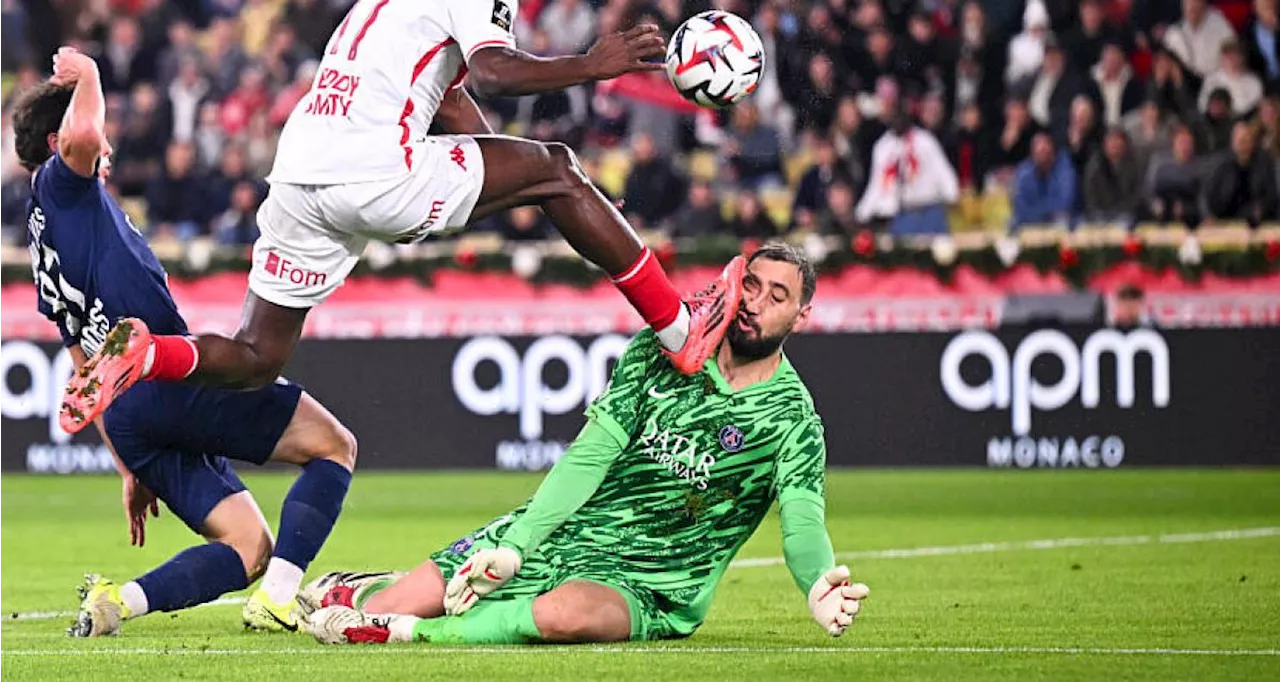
[3,0,1280,249]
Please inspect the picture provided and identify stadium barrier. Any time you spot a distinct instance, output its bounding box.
[4,325,1278,473]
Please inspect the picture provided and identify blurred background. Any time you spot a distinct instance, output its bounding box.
[1,0,1278,473]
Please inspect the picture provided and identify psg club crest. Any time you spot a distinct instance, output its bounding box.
[449,535,475,555]
[718,424,745,453]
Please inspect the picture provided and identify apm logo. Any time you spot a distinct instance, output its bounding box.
[940,328,1171,435]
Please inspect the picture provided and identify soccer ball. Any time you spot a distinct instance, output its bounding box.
[666,11,765,108]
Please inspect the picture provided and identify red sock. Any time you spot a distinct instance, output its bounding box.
[610,248,682,330]
[145,335,200,381]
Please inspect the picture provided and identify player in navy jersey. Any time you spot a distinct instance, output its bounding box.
[12,47,357,636]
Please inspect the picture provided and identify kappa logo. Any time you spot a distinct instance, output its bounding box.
[718,424,745,452]
[450,144,467,171]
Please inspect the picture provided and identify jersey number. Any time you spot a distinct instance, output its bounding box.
[328,0,391,60]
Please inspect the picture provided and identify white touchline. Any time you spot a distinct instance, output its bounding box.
[2,646,1279,657]
[5,526,1277,623]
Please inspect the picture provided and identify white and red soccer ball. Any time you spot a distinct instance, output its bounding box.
[666,11,765,108]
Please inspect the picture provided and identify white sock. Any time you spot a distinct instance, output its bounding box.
[260,557,305,604]
[388,615,419,643]
[654,303,690,352]
[141,343,157,377]
[120,581,149,618]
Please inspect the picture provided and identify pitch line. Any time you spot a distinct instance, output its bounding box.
[730,526,1280,568]
[3,646,1278,657]
[5,527,1276,623]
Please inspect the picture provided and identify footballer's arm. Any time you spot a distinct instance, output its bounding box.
[50,48,109,178]
[432,88,493,135]
[466,24,665,98]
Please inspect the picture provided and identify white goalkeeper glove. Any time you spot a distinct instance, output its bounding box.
[443,547,523,615]
[807,565,869,637]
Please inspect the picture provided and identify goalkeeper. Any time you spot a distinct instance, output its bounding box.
[303,242,869,645]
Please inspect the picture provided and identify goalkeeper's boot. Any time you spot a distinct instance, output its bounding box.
[59,318,151,434]
[297,571,406,615]
[665,256,745,375]
[305,605,410,645]
[67,574,131,637]
[242,588,301,633]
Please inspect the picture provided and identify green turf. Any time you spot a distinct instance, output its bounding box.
[3,469,1279,681]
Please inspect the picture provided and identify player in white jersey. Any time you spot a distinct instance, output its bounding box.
[62,1,745,433]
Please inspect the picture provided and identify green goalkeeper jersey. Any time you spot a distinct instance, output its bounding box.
[495,329,828,635]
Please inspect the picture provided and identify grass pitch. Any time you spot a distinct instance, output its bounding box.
[2,469,1278,681]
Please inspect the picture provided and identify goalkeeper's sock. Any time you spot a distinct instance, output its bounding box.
[405,598,542,644]
[268,459,352,603]
[134,542,249,612]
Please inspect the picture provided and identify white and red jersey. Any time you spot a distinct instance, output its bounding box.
[269,0,518,185]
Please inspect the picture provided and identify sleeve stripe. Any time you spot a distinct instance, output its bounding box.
[466,39,514,62]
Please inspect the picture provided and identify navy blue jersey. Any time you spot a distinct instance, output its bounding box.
[26,154,188,354]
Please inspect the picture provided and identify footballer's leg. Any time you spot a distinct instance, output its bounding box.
[468,136,744,375]
[307,579,631,645]
[70,460,267,637]
[243,392,358,632]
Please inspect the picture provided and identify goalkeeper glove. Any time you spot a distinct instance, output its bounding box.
[807,565,869,637]
[443,547,522,615]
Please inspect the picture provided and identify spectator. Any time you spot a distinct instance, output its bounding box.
[1017,40,1087,138]
[146,141,208,240]
[1199,42,1264,117]
[539,0,597,55]
[752,2,798,136]
[260,24,315,90]
[995,97,1044,172]
[243,112,280,178]
[817,180,860,236]
[111,84,170,197]
[727,192,780,239]
[1255,96,1280,156]
[1148,46,1199,122]
[100,16,152,94]
[1241,0,1280,89]
[194,102,227,171]
[1123,99,1174,179]
[723,102,784,188]
[1,0,32,67]
[270,60,320,128]
[497,206,553,242]
[211,180,262,245]
[205,144,255,220]
[795,52,841,132]
[1203,121,1279,226]
[1006,0,1052,85]
[202,17,250,98]
[622,133,685,230]
[900,11,953,96]
[919,91,954,159]
[1145,125,1206,227]
[1063,96,1104,188]
[1011,133,1076,227]
[241,0,286,58]
[829,95,871,193]
[1110,284,1151,328]
[1198,89,1239,154]
[156,20,202,87]
[1132,0,1182,52]
[954,1,1007,121]
[167,56,210,143]
[671,181,726,238]
[1062,0,1127,74]
[954,102,996,192]
[794,136,852,228]
[284,0,339,58]
[1163,0,1237,81]
[1092,43,1145,127]
[855,109,959,235]
[220,65,270,136]
[1083,128,1143,223]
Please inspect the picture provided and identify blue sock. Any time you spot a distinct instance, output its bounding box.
[274,459,351,570]
[135,542,248,612]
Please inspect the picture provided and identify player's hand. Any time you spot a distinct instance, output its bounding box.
[50,46,99,87]
[122,474,160,547]
[807,566,869,637]
[443,547,522,615]
[586,24,667,80]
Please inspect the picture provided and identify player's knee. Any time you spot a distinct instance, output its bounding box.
[543,142,589,192]
[534,596,629,643]
[325,424,358,471]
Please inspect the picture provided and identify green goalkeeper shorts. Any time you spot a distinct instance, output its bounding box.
[430,518,688,641]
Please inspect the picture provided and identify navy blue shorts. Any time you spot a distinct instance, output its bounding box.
[102,379,303,532]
